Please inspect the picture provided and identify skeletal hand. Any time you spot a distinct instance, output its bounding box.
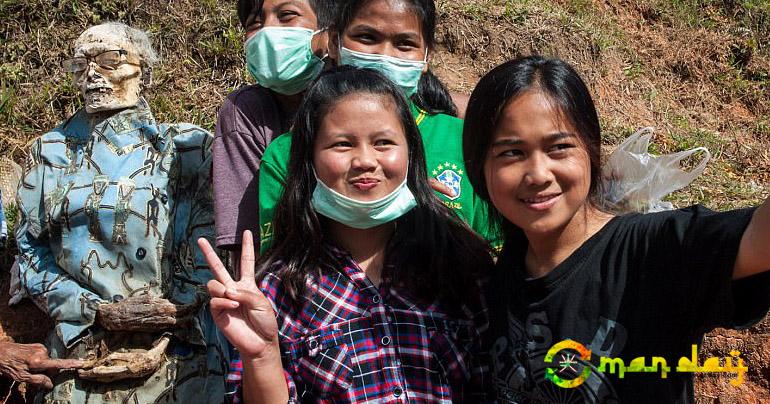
[77,336,170,382]
[96,294,198,332]
[0,342,84,389]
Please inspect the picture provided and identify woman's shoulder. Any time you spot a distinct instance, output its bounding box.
[218,85,279,122]
[421,109,463,129]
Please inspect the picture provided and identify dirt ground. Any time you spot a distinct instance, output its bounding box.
[0,0,768,402]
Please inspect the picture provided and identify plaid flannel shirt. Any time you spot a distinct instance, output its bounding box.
[225,244,490,403]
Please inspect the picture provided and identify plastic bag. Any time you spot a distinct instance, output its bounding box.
[601,127,711,214]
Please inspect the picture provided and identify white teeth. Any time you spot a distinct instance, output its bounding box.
[524,195,556,203]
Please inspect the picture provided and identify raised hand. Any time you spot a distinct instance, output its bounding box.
[197,230,279,360]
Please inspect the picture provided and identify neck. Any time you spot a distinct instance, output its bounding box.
[523,205,613,279]
[328,221,394,286]
[84,100,142,129]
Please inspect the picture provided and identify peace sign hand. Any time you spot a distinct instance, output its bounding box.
[197,230,279,360]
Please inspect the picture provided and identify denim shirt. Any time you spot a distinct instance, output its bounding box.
[15,99,215,348]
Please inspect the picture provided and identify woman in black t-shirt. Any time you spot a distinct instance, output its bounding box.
[462,56,770,403]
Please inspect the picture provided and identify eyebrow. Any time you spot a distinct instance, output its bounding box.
[491,132,577,147]
[271,0,304,13]
[349,24,421,41]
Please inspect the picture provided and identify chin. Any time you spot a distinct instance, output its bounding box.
[85,99,138,113]
[513,213,568,236]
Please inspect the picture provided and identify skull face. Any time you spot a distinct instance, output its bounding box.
[73,25,144,113]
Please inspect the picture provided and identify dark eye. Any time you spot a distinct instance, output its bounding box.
[374,139,395,147]
[498,149,524,158]
[353,33,376,44]
[396,40,420,52]
[278,10,298,21]
[549,143,575,155]
[332,141,353,148]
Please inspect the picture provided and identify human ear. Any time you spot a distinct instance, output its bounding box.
[312,29,330,58]
[328,31,340,63]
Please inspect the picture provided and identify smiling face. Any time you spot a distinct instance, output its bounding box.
[313,92,408,201]
[73,26,143,113]
[484,90,593,236]
[334,0,429,65]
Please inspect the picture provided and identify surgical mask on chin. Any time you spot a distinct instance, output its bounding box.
[245,27,326,95]
[311,174,417,229]
[338,44,426,97]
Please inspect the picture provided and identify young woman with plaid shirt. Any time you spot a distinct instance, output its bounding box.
[198,66,493,403]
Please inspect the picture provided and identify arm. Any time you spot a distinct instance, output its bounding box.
[16,140,103,347]
[0,342,83,389]
[199,231,289,403]
[212,107,266,250]
[733,196,770,279]
[1,191,7,243]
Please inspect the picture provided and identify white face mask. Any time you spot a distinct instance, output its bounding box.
[244,27,326,95]
[311,172,417,229]
[338,42,426,97]
[72,25,144,113]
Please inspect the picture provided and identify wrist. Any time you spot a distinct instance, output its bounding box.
[242,341,282,369]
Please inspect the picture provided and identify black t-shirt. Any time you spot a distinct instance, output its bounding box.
[486,205,770,403]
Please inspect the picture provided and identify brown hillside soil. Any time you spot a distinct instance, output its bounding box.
[0,0,768,401]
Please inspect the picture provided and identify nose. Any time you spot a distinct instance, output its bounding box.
[523,153,554,187]
[351,145,378,171]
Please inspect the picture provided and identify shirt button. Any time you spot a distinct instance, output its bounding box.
[393,387,403,397]
[160,194,168,204]
[372,295,381,304]
[308,339,318,350]
[381,336,391,346]
[136,247,146,260]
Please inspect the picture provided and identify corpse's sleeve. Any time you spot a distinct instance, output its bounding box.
[212,96,268,250]
[15,140,103,347]
[257,145,288,254]
[0,191,7,242]
[171,125,218,282]
[663,205,769,332]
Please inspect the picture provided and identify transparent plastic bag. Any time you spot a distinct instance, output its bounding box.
[601,127,711,214]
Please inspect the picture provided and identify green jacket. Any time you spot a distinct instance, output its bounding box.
[258,103,499,253]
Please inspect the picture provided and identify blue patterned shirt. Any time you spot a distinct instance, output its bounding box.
[15,99,216,348]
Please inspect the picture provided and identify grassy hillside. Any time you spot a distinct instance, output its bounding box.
[0,0,768,401]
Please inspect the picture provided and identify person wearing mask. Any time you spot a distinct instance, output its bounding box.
[257,0,500,253]
[212,0,336,254]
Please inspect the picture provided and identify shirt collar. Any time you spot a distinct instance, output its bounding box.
[63,97,158,141]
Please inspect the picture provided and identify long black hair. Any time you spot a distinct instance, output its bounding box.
[333,0,458,116]
[463,55,603,246]
[238,0,338,29]
[260,65,490,307]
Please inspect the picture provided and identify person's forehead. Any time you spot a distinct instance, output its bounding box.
[74,27,134,56]
[348,0,423,38]
[259,0,314,14]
